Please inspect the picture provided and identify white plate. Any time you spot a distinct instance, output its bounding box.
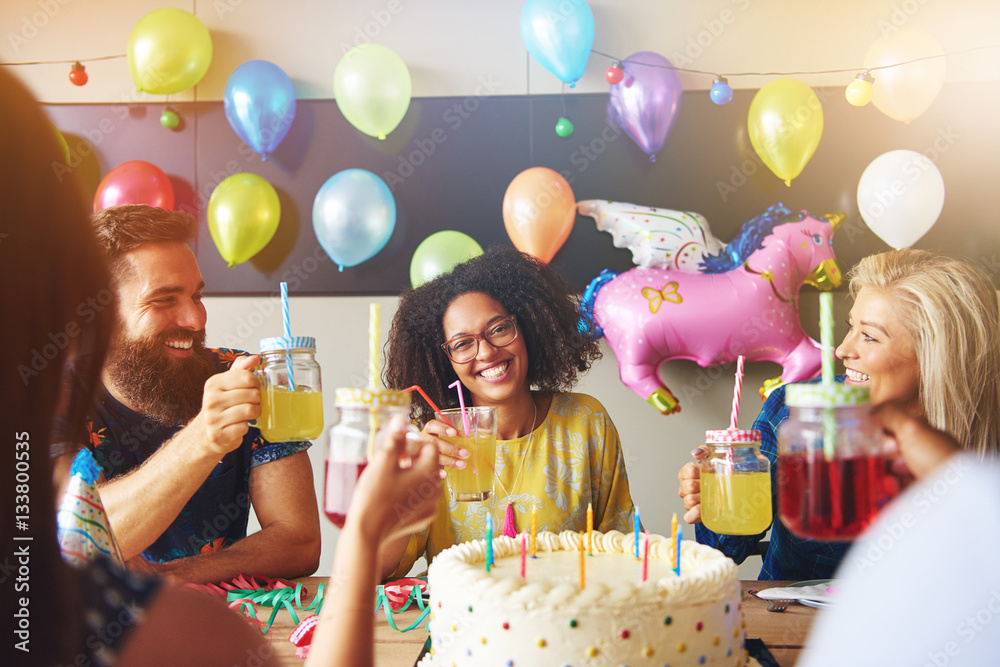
[790,579,835,608]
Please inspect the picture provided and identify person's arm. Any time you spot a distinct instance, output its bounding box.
[306,417,441,667]
[154,451,321,584]
[100,355,262,560]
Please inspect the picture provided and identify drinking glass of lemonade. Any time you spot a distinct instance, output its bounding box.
[436,406,497,502]
[258,336,324,442]
[699,429,772,535]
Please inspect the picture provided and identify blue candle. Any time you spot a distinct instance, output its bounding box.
[674,521,682,576]
[486,514,494,572]
[633,506,641,559]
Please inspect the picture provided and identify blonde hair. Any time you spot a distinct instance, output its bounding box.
[849,249,1000,459]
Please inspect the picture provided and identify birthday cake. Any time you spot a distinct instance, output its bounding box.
[419,530,751,666]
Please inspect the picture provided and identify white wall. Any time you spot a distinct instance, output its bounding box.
[6,0,997,578]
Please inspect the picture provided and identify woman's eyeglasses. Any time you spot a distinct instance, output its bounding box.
[440,316,518,363]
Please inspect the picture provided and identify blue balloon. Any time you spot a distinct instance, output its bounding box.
[520,0,594,87]
[223,60,296,161]
[313,169,396,271]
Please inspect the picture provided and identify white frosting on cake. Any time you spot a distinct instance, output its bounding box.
[420,530,749,666]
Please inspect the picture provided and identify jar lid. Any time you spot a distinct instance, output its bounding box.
[260,336,316,352]
[785,382,870,408]
[334,387,411,408]
[705,429,761,443]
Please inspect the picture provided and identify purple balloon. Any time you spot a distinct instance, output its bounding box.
[608,51,683,162]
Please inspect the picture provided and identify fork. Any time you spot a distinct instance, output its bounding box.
[747,589,790,613]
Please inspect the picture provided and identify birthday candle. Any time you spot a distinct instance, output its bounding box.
[670,513,678,569]
[586,503,593,555]
[578,533,586,589]
[520,531,527,578]
[642,531,650,583]
[486,514,493,573]
[674,521,682,576]
[530,509,537,558]
[634,506,641,559]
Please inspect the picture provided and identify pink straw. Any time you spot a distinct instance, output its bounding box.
[448,380,471,434]
[729,355,745,430]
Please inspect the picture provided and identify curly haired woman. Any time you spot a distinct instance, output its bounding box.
[378,247,636,579]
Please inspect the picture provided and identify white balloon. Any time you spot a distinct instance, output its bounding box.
[857,149,945,249]
[863,28,946,124]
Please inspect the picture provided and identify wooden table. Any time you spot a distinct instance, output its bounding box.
[264,578,818,666]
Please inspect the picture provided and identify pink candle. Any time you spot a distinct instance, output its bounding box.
[520,531,527,578]
[642,531,650,582]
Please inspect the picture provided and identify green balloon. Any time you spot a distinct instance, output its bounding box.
[410,231,483,288]
[160,109,180,129]
[555,117,574,138]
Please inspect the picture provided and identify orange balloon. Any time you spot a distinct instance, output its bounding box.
[502,167,575,263]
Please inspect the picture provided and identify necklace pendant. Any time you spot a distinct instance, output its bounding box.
[500,502,518,538]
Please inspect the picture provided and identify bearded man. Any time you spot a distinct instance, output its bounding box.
[83,205,320,584]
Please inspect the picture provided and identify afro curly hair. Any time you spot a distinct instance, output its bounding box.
[384,246,602,425]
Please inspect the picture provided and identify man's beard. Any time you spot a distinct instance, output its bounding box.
[105,327,217,426]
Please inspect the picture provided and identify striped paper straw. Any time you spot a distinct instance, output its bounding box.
[819,292,836,459]
[729,355,744,430]
[280,282,294,390]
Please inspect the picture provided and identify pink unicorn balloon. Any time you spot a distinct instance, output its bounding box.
[581,204,844,414]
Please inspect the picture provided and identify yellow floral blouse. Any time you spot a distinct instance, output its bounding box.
[390,392,636,577]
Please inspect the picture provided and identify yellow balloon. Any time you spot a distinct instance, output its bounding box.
[747,78,824,186]
[128,8,212,95]
[207,173,281,268]
[333,44,411,140]
[864,28,945,124]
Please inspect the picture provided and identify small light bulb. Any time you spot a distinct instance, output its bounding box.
[709,76,733,105]
[846,71,875,107]
[605,61,624,85]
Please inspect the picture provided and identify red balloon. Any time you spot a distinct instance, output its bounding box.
[93,160,175,212]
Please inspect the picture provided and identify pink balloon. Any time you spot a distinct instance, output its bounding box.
[93,160,175,212]
[608,51,682,162]
[582,205,844,414]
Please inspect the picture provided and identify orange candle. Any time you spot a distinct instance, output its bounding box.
[586,502,593,555]
[578,533,586,589]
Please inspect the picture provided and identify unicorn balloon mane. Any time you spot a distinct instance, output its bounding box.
[580,201,844,414]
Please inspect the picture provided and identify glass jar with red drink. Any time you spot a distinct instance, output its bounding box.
[778,383,897,541]
[325,387,411,528]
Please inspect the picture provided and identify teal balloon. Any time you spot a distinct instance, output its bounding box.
[313,169,396,271]
[224,60,296,161]
[410,231,484,288]
[520,0,594,87]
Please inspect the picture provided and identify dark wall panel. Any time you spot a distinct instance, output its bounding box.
[44,81,1000,295]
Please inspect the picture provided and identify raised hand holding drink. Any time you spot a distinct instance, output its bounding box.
[699,429,772,535]
[325,388,410,527]
[436,406,497,502]
[258,336,324,442]
[778,383,897,540]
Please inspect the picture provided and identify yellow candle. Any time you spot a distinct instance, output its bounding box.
[530,509,537,557]
[671,513,678,569]
[578,533,585,589]
[369,302,380,388]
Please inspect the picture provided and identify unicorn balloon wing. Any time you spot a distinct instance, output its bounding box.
[577,199,726,271]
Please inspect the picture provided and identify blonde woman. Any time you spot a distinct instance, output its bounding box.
[679,248,1000,580]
